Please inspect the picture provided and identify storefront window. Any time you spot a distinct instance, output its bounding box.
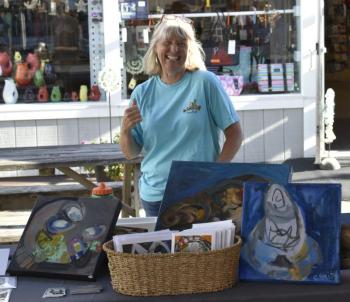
[0,0,104,104]
[119,0,300,98]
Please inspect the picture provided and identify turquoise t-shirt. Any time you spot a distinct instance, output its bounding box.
[130,70,239,201]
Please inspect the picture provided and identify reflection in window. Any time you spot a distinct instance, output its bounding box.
[120,0,300,98]
[0,0,100,104]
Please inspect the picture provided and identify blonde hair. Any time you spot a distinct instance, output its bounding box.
[143,16,206,76]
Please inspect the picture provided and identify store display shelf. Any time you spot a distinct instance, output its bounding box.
[148,8,296,19]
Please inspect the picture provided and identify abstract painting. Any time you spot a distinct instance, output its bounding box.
[155,161,291,231]
[8,196,121,280]
[240,182,341,284]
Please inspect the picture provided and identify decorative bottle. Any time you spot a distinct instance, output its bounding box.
[3,78,18,104]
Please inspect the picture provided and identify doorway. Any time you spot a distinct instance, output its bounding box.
[324,0,350,151]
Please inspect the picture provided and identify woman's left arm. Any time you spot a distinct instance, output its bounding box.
[217,122,243,162]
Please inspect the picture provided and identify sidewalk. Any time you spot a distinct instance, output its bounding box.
[287,158,350,201]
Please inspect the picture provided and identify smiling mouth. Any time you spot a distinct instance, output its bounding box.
[166,55,180,61]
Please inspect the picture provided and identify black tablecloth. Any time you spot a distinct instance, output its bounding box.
[4,244,350,302]
[6,268,350,302]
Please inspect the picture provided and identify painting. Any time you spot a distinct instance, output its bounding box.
[155,161,292,231]
[8,196,122,281]
[240,182,341,284]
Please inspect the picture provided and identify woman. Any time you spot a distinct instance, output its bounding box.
[120,15,243,217]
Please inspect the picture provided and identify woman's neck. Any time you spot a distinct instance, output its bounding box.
[160,69,186,84]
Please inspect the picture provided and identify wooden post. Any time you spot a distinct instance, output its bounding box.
[122,163,133,217]
[132,163,141,217]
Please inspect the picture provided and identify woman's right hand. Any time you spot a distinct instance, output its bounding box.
[121,99,142,133]
[120,99,142,159]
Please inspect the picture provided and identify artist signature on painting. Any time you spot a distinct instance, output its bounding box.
[311,270,336,281]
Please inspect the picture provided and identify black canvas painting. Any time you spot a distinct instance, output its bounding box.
[8,196,122,280]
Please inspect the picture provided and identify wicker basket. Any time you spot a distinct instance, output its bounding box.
[102,236,241,296]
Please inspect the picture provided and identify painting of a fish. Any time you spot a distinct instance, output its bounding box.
[240,182,341,284]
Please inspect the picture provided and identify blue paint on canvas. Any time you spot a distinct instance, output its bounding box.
[240,182,341,284]
[155,161,291,231]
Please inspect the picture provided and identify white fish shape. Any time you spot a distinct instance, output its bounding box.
[242,184,321,281]
[3,78,19,104]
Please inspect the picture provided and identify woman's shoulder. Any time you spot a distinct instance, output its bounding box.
[132,76,157,95]
[190,69,218,83]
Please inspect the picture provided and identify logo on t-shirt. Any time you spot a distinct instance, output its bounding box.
[183,99,201,113]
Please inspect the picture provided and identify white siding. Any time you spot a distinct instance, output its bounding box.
[37,120,58,146]
[58,119,79,145]
[0,121,16,177]
[263,110,285,162]
[284,109,304,159]
[78,118,101,144]
[243,110,265,163]
[233,111,244,163]
[0,121,16,148]
[0,109,304,176]
[14,121,37,176]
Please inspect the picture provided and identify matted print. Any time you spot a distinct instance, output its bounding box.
[155,161,291,231]
[240,182,341,284]
[8,196,121,280]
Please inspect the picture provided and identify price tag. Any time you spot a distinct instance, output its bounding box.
[128,77,137,90]
[228,40,236,55]
[143,28,149,44]
[138,1,146,7]
[122,27,127,43]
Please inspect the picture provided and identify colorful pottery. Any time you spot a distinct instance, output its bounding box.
[26,53,40,78]
[50,86,61,102]
[15,63,33,86]
[37,86,49,102]
[3,78,18,104]
[71,91,79,101]
[44,63,56,84]
[33,70,45,87]
[23,87,36,103]
[79,85,88,101]
[14,51,22,64]
[0,51,13,77]
[89,85,101,101]
[63,92,71,102]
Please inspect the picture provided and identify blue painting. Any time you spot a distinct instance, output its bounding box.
[155,161,291,231]
[240,182,341,284]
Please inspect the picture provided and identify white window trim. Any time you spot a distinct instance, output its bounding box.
[0,94,304,121]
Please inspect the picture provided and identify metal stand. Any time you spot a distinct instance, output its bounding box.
[320,143,341,170]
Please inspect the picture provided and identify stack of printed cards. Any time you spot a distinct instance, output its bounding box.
[172,220,236,253]
[113,229,175,254]
[0,248,15,302]
[113,220,236,255]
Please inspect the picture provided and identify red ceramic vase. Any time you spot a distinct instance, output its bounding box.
[0,51,13,77]
[71,91,79,101]
[37,86,49,102]
[26,53,40,78]
[89,85,101,101]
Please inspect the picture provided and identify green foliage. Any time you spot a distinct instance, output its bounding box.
[83,132,125,181]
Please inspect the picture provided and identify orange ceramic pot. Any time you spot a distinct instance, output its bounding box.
[15,63,33,86]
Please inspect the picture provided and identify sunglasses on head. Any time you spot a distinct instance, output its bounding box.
[159,14,194,26]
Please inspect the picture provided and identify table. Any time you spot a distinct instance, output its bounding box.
[0,144,141,216]
[7,267,350,302]
[3,243,350,302]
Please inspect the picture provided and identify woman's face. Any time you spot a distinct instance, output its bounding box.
[155,33,188,79]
